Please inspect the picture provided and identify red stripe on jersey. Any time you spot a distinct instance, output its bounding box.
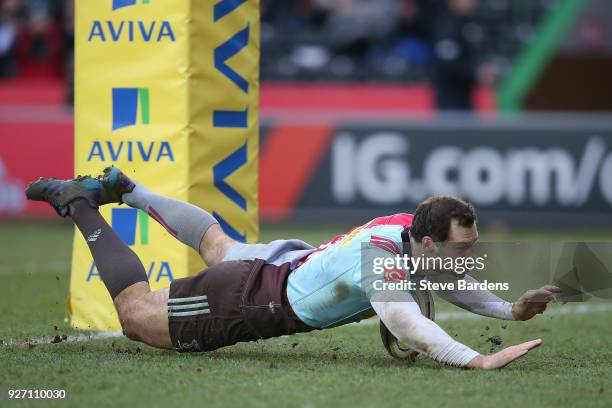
[370,239,398,254]
[371,236,401,254]
[148,207,178,237]
[367,213,414,229]
[370,241,399,256]
[371,235,402,254]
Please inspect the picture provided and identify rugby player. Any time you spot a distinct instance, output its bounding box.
[25,167,559,369]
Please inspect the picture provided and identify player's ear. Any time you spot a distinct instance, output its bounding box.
[421,236,437,253]
[424,236,443,257]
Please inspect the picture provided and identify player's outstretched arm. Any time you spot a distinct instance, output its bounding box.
[429,274,516,320]
[371,292,542,369]
[429,274,560,321]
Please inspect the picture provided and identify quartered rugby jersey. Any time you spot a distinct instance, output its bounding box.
[287,213,413,328]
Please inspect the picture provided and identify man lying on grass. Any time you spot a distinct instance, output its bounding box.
[25,168,559,369]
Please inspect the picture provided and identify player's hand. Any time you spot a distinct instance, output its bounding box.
[467,339,542,369]
[511,285,561,321]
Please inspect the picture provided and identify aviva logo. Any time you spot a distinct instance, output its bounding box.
[113,0,150,11]
[87,87,174,163]
[112,208,149,246]
[112,87,150,131]
[88,0,175,43]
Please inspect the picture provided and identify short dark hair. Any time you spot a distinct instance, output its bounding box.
[410,195,477,242]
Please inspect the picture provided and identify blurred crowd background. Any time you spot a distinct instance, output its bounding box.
[1,0,611,224]
[0,0,72,76]
[4,0,610,110]
[262,0,553,110]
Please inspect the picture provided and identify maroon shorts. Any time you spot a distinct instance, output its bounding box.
[167,259,314,352]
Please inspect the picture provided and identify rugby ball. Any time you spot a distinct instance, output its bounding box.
[379,289,435,360]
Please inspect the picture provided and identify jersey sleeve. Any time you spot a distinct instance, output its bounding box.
[370,297,480,367]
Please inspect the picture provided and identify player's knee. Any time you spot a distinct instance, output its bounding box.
[121,313,142,341]
[199,224,236,266]
[117,302,143,341]
[113,283,152,341]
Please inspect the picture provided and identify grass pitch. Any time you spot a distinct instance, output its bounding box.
[1,223,612,407]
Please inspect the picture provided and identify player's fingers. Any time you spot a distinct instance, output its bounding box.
[526,289,555,301]
[498,340,539,360]
[523,289,536,298]
[518,339,543,351]
[498,347,525,360]
[529,293,555,304]
[504,348,529,366]
[541,285,562,293]
[490,346,529,368]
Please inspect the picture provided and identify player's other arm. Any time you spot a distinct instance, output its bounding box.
[370,292,542,369]
[430,274,560,321]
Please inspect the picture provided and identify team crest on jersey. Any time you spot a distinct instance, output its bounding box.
[384,268,406,283]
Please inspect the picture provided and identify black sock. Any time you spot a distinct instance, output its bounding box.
[70,199,148,299]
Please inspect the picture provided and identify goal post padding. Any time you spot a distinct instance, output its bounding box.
[70,0,260,331]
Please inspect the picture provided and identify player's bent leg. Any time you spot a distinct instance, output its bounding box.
[99,167,237,266]
[25,178,171,347]
[198,224,237,266]
[114,283,172,349]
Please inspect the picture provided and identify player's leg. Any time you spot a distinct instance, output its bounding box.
[25,178,172,348]
[113,283,171,349]
[69,199,173,348]
[99,167,236,266]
